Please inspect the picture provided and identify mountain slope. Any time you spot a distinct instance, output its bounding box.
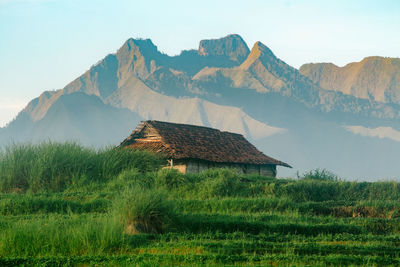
[300,57,400,104]
[106,75,284,139]
[1,93,142,146]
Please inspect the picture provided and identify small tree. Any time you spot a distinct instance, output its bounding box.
[297,168,339,181]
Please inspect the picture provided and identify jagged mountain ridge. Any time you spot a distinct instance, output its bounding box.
[22,34,251,122]
[300,57,400,104]
[22,34,400,125]
[192,42,400,119]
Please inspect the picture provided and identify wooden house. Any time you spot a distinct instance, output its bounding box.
[119,120,291,177]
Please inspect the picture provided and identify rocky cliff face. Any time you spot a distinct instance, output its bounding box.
[198,34,250,63]
[300,57,400,104]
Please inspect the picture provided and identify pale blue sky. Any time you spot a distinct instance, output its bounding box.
[1,0,399,126]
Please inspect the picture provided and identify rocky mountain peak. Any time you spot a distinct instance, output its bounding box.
[252,41,276,59]
[198,34,250,63]
[115,38,164,83]
[240,41,277,70]
[119,38,158,54]
[116,38,161,64]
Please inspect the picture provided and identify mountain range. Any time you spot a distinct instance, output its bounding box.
[1,34,400,180]
[300,57,400,104]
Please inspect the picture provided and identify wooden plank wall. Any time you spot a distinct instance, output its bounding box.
[173,160,277,177]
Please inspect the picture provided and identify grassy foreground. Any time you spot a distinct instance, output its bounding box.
[1,143,400,266]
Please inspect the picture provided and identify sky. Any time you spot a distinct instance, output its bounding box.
[0,0,399,127]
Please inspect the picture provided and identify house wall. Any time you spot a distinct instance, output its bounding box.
[186,161,199,173]
[246,164,259,174]
[169,159,277,177]
[260,165,276,177]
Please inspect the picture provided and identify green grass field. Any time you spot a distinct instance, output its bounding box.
[1,143,400,266]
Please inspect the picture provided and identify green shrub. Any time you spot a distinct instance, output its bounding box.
[298,169,339,181]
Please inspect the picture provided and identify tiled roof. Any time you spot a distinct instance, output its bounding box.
[120,120,291,167]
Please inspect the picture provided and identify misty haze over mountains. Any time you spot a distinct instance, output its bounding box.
[1,34,400,180]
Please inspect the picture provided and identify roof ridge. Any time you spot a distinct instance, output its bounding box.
[147,120,240,134]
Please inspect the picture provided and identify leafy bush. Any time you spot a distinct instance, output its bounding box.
[297,169,339,181]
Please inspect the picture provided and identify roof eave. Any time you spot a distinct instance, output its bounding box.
[278,162,292,168]
[169,156,292,167]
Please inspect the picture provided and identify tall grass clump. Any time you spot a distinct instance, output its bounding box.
[113,185,176,234]
[195,168,248,199]
[0,194,110,215]
[278,179,340,202]
[0,214,124,257]
[159,168,273,199]
[95,147,164,180]
[0,142,163,193]
[155,168,186,189]
[0,142,94,193]
[271,178,400,202]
